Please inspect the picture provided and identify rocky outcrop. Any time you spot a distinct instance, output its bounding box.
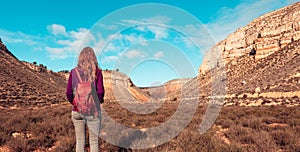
[200,2,300,74]
[0,41,17,59]
[102,70,150,102]
[164,78,191,96]
[140,78,192,101]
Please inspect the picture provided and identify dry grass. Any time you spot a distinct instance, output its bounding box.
[0,102,299,152]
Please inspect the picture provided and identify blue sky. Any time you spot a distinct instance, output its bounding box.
[0,0,298,87]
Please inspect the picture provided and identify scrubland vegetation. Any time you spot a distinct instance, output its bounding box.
[0,101,299,152]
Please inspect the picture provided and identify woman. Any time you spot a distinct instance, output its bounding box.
[66,47,105,152]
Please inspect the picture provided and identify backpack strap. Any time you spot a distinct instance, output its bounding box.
[74,68,83,83]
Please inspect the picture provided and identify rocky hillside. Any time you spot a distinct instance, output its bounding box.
[197,39,300,106]
[0,42,67,108]
[197,2,300,106]
[0,40,152,107]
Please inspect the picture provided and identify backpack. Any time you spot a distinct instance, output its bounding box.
[73,68,99,116]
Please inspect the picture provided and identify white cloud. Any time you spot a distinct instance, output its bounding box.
[97,24,118,30]
[121,34,148,46]
[121,16,171,40]
[47,24,67,36]
[0,26,97,60]
[45,26,106,59]
[206,0,288,42]
[45,47,68,59]
[102,56,118,63]
[33,46,43,51]
[0,29,40,46]
[93,38,106,54]
[121,19,143,25]
[154,51,164,58]
[135,25,168,40]
[103,33,148,53]
[103,42,122,52]
[141,16,172,24]
[122,16,172,25]
[122,49,144,59]
[287,0,299,5]
[149,25,168,40]
[173,24,215,53]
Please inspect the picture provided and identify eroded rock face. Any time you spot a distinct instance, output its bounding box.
[196,2,300,106]
[140,78,193,102]
[200,2,300,74]
[198,37,300,106]
[102,70,150,102]
[164,78,191,96]
[102,70,132,89]
[102,70,131,100]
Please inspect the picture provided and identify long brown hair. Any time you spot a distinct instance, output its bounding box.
[77,47,98,81]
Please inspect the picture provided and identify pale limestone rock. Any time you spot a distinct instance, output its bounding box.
[255,87,261,93]
[199,2,300,74]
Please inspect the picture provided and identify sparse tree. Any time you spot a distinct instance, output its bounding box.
[257,33,262,38]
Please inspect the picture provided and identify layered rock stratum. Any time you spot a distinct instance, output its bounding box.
[197,2,300,106]
[200,2,300,73]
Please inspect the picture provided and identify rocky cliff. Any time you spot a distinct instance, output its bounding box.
[197,2,300,106]
[140,78,191,101]
[200,1,300,74]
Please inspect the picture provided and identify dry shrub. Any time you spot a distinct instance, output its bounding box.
[271,129,298,149]
[225,125,254,144]
[0,103,299,151]
[215,117,233,128]
[51,137,76,152]
[240,117,263,130]
[252,130,278,151]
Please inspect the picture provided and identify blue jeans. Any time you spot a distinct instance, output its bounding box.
[72,111,101,152]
